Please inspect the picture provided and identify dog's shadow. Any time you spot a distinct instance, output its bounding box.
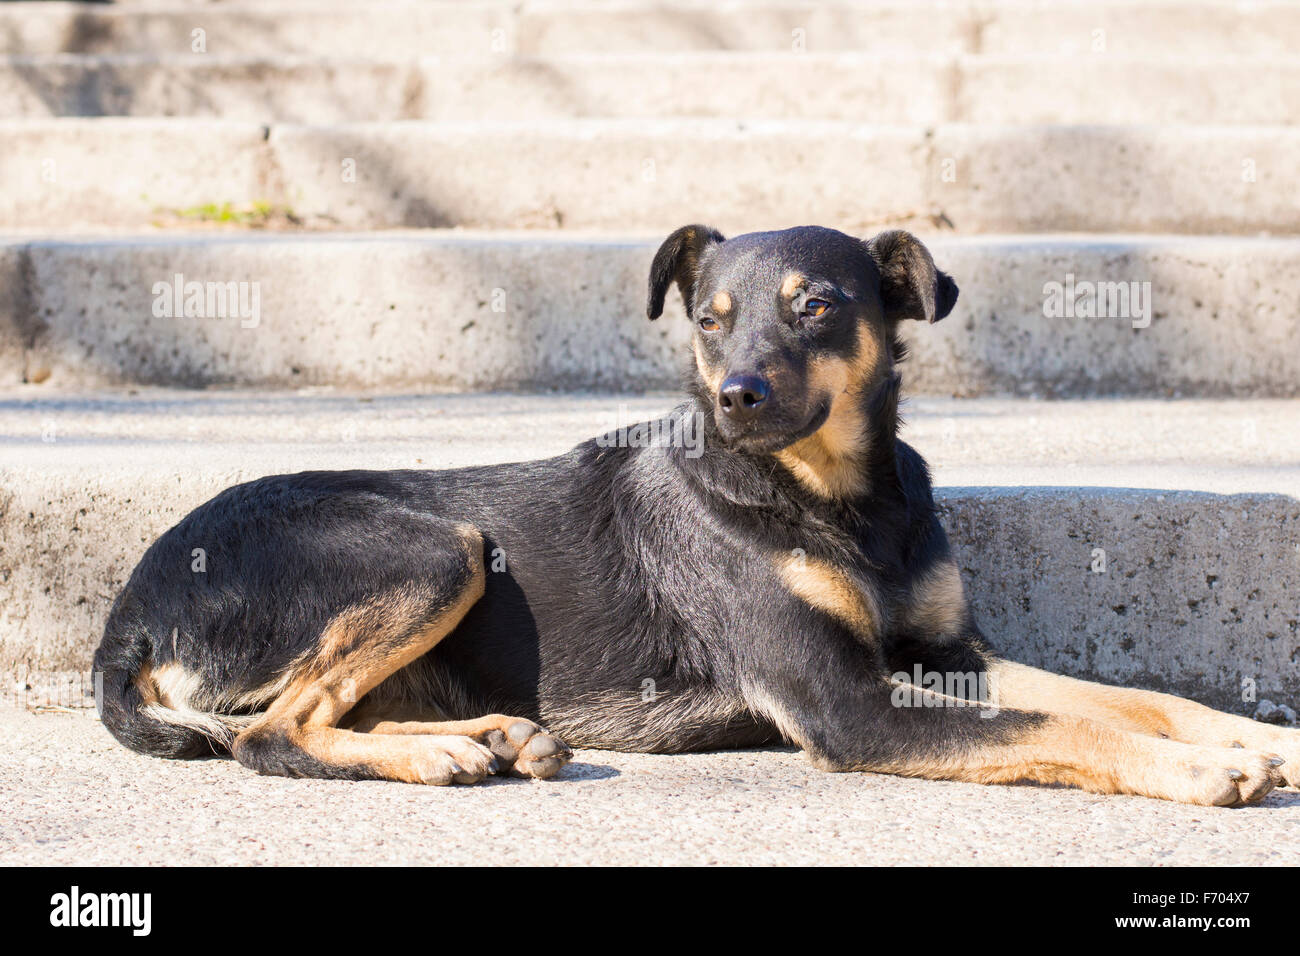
[555,760,620,781]
[1260,788,1300,809]
[480,759,621,786]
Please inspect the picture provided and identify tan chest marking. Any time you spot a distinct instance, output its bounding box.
[901,561,967,638]
[776,553,881,641]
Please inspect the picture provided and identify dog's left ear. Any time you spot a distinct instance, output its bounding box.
[646,224,726,320]
[865,230,959,324]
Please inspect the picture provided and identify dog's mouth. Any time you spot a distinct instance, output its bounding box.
[716,399,831,454]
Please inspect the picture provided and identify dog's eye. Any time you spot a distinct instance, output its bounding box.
[804,298,830,317]
[698,316,720,332]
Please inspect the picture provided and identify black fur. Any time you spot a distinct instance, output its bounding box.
[94,225,1040,777]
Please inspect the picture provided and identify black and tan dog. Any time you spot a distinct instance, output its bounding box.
[95,225,1297,804]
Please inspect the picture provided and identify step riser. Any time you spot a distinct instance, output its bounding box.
[2,468,1294,714]
[4,238,1297,396]
[6,3,1300,57]
[6,55,1300,126]
[4,122,1297,234]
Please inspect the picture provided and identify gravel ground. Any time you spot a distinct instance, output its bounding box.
[4,705,1299,867]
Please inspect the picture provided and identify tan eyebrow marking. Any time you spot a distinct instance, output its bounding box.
[710,291,732,314]
[780,273,806,298]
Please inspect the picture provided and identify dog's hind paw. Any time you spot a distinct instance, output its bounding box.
[483,718,573,779]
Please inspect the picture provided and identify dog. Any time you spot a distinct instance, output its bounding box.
[94,224,1297,804]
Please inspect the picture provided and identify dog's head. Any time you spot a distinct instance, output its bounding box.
[646,224,957,498]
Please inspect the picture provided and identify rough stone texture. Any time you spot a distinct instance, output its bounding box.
[1,391,1297,716]
[904,236,1300,398]
[5,1,1300,58]
[955,54,1300,126]
[2,234,1297,396]
[2,119,1298,233]
[4,706,1299,866]
[0,118,280,232]
[945,488,1300,713]
[8,53,1298,126]
[266,120,933,232]
[0,53,422,123]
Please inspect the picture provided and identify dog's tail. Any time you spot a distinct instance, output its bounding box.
[93,609,248,759]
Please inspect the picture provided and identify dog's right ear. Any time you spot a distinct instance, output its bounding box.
[646,224,725,320]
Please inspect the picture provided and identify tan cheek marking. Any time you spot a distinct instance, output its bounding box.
[780,273,805,299]
[902,561,967,638]
[773,325,887,500]
[710,291,732,314]
[693,338,724,394]
[776,553,881,641]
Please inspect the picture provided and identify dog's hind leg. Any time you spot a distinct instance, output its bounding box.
[984,659,1300,788]
[231,525,502,785]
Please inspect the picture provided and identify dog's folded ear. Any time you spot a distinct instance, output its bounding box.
[646,224,726,320]
[865,230,959,324]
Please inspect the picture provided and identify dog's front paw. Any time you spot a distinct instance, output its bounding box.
[1240,726,1300,788]
[1154,745,1284,806]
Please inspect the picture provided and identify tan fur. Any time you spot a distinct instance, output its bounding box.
[693,337,724,394]
[823,691,1282,805]
[780,273,805,298]
[232,529,491,782]
[710,291,732,315]
[349,713,519,736]
[989,660,1293,751]
[133,663,159,706]
[135,661,265,746]
[776,553,880,641]
[743,686,810,746]
[139,660,291,714]
[774,328,883,499]
[149,662,198,708]
[901,561,966,638]
[846,710,1132,791]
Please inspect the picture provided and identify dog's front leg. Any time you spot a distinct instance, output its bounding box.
[741,637,1284,805]
[984,659,1300,787]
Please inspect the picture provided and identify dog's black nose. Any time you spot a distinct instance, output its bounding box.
[718,375,771,422]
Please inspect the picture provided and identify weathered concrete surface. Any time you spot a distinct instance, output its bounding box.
[6,53,1300,126]
[4,706,1299,867]
[3,119,1300,233]
[2,233,1297,396]
[6,0,1300,58]
[0,53,424,123]
[1,392,1297,713]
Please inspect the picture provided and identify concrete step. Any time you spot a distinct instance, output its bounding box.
[6,52,1300,125]
[3,233,1297,397]
[2,390,1297,714]
[4,119,1297,234]
[6,1,1299,58]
